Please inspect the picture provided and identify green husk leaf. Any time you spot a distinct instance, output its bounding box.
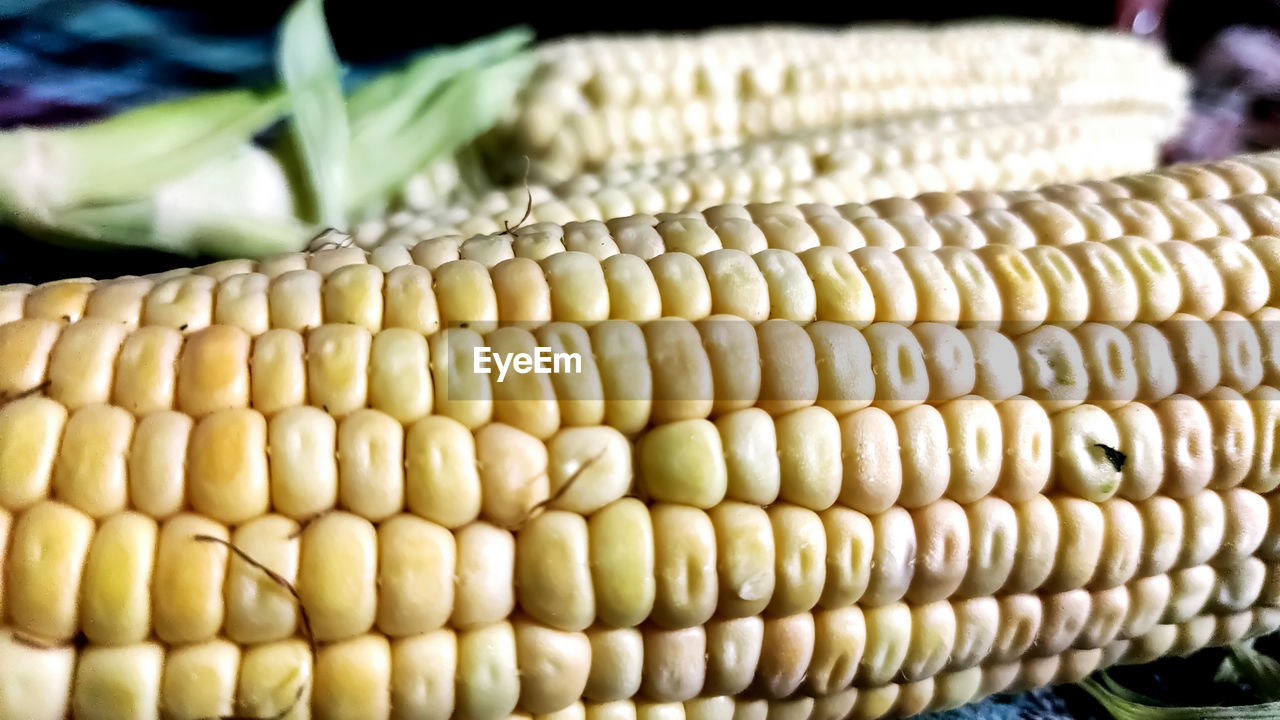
[1080,672,1280,720]
[278,0,348,229]
[346,51,535,211]
[1230,641,1280,702]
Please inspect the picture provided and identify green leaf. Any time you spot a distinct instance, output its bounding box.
[278,0,348,229]
[1230,641,1280,702]
[1081,672,1280,720]
[345,50,534,211]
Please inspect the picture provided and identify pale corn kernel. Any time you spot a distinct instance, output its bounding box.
[320,264,384,333]
[255,252,307,280]
[756,614,814,699]
[766,504,827,616]
[932,667,982,713]
[266,270,323,333]
[0,397,65,510]
[235,640,313,720]
[807,606,865,695]
[72,643,164,720]
[1217,488,1269,562]
[585,627,643,702]
[957,496,1018,598]
[516,510,594,632]
[389,631,456,720]
[297,511,378,642]
[376,514,454,637]
[963,328,1022,402]
[511,622,592,715]
[600,254,662,323]
[452,522,516,630]
[152,513,227,644]
[435,260,499,334]
[807,214,864,252]
[658,218,721,256]
[456,622,520,718]
[851,684,899,720]
[1153,394,1215,498]
[1052,404,1122,501]
[864,322,928,413]
[902,602,957,683]
[25,280,92,323]
[863,507,915,607]
[1208,557,1266,613]
[459,234,518,268]
[410,237,461,270]
[214,273,270,335]
[484,328,561,440]
[538,323,607,426]
[697,316,761,416]
[1123,574,1173,640]
[1022,246,1089,329]
[594,321,652,435]
[1204,387,1256,491]
[1038,590,1092,655]
[491,257,553,330]
[1245,237,1280,306]
[1262,311,1280,386]
[707,410,780,506]
[333,410,403,521]
[313,635,392,720]
[7,500,94,642]
[0,319,59,397]
[644,319,712,424]
[936,247,1001,329]
[543,426,629,514]
[1075,323,1138,409]
[1087,498,1143,591]
[46,319,127,410]
[851,247,915,324]
[1045,496,1105,592]
[991,397,1051,502]
[1199,238,1269,316]
[1127,323,1178,404]
[939,395,1002,503]
[707,502,774,619]
[1164,315,1222,398]
[1166,566,1215,623]
[360,330,433,423]
[650,253,712,321]
[703,617,764,697]
[544,251,612,325]
[973,208,1036,248]
[913,324,976,403]
[404,415,481,529]
[1066,202,1124,242]
[1213,313,1264,394]
[306,324,372,417]
[187,408,269,524]
[950,596,999,670]
[975,244,1048,335]
[754,249,817,322]
[640,625,708,703]
[1007,495,1060,593]
[652,503,717,629]
[80,511,156,645]
[1106,198,1174,242]
[0,629,75,720]
[700,250,769,322]
[1214,610,1257,646]
[566,221,623,259]
[380,264,440,336]
[307,247,367,277]
[0,285,30,324]
[1017,325,1087,412]
[1180,489,1228,567]
[930,214,986,249]
[265,406,337,519]
[906,498,969,605]
[759,215,820,253]
[990,594,1042,663]
[1106,237,1182,323]
[1159,241,1226,319]
[1011,200,1085,246]
[1246,385,1280,493]
[894,248,960,325]
[638,419,725,508]
[835,406,903,513]
[224,515,300,644]
[1064,242,1139,325]
[429,328,494,430]
[853,218,906,251]
[84,277,152,328]
[1156,198,1220,240]
[160,639,239,719]
[807,321,875,417]
[890,215,944,251]
[859,603,912,687]
[710,218,769,256]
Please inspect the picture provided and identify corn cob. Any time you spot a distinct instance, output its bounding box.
[478,21,1187,183]
[5,157,1280,719]
[371,104,1176,244]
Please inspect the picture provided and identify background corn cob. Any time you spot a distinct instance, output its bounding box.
[359,104,1179,246]
[476,20,1188,185]
[3,153,1280,719]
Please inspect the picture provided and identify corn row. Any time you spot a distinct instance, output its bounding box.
[482,21,1186,182]
[2,589,1275,719]
[365,149,1280,248]
[393,106,1174,241]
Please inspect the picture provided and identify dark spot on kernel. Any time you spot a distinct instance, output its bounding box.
[1095,443,1126,472]
[179,323,189,331]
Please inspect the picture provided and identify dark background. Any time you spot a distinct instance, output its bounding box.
[0,0,1276,283]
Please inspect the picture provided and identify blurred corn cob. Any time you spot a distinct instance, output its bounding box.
[3,152,1280,719]
[476,20,1188,185]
